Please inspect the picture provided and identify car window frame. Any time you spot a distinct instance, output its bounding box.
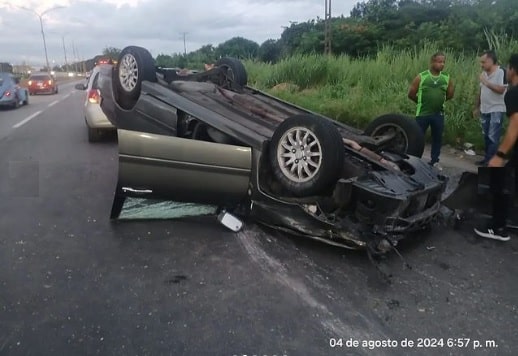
[29,75,52,81]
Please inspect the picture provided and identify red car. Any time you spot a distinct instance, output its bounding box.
[27,73,58,95]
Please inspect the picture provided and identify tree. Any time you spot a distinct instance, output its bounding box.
[112,0,518,66]
[350,0,398,22]
[333,20,380,57]
[259,39,282,63]
[279,20,319,56]
[197,44,216,60]
[216,37,259,58]
[102,47,122,60]
[156,54,177,68]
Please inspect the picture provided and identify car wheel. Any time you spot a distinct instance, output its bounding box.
[364,114,425,157]
[55,87,58,94]
[24,90,29,105]
[87,126,101,142]
[114,46,157,110]
[269,114,344,196]
[215,57,247,90]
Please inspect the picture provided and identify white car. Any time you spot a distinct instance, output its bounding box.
[75,64,115,142]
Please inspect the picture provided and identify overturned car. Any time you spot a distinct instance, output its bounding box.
[97,45,448,254]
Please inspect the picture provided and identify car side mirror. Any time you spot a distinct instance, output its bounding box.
[14,77,20,84]
[75,83,86,90]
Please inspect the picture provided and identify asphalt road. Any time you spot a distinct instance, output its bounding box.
[0,84,516,356]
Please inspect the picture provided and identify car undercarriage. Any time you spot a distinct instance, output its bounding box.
[98,45,449,255]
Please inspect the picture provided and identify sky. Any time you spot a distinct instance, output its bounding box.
[0,0,357,68]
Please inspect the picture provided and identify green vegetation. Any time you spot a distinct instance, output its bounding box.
[155,0,518,67]
[244,39,518,149]
[147,0,517,150]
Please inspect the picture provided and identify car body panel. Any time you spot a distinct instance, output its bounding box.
[101,73,379,151]
[85,104,114,128]
[0,72,28,108]
[78,65,115,131]
[118,129,252,204]
[101,79,267,148]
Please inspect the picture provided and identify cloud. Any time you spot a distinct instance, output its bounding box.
[0,0,356,67]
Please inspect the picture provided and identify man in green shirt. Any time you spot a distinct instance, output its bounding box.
[408,52,455,170]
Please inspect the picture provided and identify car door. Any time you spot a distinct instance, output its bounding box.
[114,128,252,207]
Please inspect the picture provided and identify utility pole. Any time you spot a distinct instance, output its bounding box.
[180,32,188,56]
[72,40,78,73]
[324,0,332,55]
[62,35,68,72]
[78,50,86,74]
[17,6,65,74]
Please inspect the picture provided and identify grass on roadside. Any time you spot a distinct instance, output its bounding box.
[244,39,518,151]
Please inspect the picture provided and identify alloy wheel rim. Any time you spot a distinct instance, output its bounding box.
[277,127,322,183]
[119,53,139,92]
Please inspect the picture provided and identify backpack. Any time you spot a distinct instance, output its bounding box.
[500,66,508,85]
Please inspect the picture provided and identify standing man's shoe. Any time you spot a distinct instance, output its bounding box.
[474,226,511,241]
[431,162,443,171]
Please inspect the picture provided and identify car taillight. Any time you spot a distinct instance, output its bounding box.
[3,90,11,97]
[88,89,101,104]
[48,80,53,85]
[28,80,32,85]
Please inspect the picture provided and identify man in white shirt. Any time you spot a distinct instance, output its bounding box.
[473,50,507,166]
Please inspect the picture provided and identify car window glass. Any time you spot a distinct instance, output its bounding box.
[30,75,51,81]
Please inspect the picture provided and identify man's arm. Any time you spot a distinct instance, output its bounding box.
[446,78,455,100]
[408,75,420,103]
[498,113,518,154]
[473,87,481,118]
[489,113,518,167]
[475,87,481,109]
[480,71,507,94]
[482,80,507,94]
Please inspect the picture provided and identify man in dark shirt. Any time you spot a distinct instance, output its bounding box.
[474,53,518,241]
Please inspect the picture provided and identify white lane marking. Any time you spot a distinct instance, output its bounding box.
[11,89,76,130]
[13,111,42,129]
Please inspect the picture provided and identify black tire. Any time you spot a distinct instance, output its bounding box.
[269,114,344,196]
[88,126,101,142]
[215,57,247,90]
[55,86,58,94]
[364,114,425,157]
[24,91,29,105]
[114,46,157,110]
